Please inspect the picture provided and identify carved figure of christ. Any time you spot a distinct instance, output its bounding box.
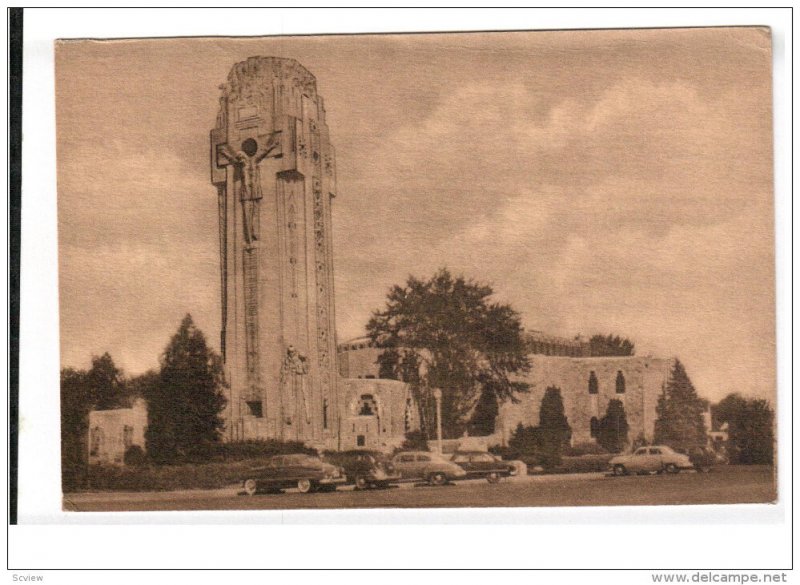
[218,132,282,246]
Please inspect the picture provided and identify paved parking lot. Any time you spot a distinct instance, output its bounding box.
[64,465,775,512]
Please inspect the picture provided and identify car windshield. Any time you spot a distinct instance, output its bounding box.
[473,453,496,462]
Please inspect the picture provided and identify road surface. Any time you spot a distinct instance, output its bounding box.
[63,466,775,512]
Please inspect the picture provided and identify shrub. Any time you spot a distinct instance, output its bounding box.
[564,442,609,457]
[85,458,277,492]
[123,445,147,466]
[208,439,317,462]
[400,430,429,451]
[507,423,541,458]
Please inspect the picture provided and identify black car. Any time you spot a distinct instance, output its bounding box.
[450,451,517,483]
[242,454,346,495]
[325,450,402,489]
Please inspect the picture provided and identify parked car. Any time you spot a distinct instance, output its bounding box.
[609,445,694,476]
[450,451,517,483]
[391,451,467,486]
[324,450,402,489]
[242,453,346,495]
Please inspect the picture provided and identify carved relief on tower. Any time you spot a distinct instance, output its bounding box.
[223,57,317,111]
[312,176,332,399]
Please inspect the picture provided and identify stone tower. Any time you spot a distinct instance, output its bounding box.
[210,57,338,446]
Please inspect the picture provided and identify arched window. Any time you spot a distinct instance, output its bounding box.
[588,371,599,394]
[616,370,626,394]
[590,417,600,438]
[123,425,134,449]
[90,427,103,456]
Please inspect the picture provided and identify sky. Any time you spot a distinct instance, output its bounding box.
[55,28,775,403]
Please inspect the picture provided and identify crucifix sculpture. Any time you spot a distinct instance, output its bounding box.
[217,132,282,246]
[216,131,282,403]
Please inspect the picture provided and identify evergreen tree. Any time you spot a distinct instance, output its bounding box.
[538,386,571,468]
[507,423,541,457]
[653,359,707,451]
[596,399,629,453]
[144,315,226,463]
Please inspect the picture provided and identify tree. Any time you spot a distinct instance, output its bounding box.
[86,352,125,410]
[507,423,541,457]
[366,269,530,439]
[589,334,635,357]
[144,315,226,463]
[596,399,629,453]
[61,367,91,490]
[714,393,774,465]
[61,353,125,489]
[653,359,707,451]
[538,386,571,468]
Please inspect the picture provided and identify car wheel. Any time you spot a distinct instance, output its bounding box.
[354,476,369,490]
[665,463,679,474]
[429,472,447,486]
[613,464,627,476]
[243,479,258,496]
[297,479,313,493]
[487,472,500,484]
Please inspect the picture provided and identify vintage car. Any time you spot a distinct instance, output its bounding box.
[242,453,346,495]
[324,450,402,490]
[609,445,694,476]
[391,450,467,486]
[450,451,517,483]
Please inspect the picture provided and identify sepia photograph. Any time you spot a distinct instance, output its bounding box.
[54,26,776,514]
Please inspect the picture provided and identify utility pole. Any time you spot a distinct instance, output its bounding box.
[433,388,443,454]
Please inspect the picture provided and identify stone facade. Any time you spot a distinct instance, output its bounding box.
[498,355,674,447]
[337,336,382,379]
[338,338,674,449]
[337,378,418,452]
[211,57,340,446]
[88,399,148,465]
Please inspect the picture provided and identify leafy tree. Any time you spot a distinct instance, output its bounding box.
[714,393,774,465]
[589,334,635,357]
[124,369,159,404]
[596,399,629,453]
[653,359,707,451]
[60,367,91,490]
[538,386,571,468]
[144,314,226,463]
[61,353,126,489]
[367,269,530,439]
[86,352,125,410]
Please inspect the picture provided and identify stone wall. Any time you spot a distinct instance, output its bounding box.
[334,378,418,452]
[88,399,148,465]
[498,355,674,447]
